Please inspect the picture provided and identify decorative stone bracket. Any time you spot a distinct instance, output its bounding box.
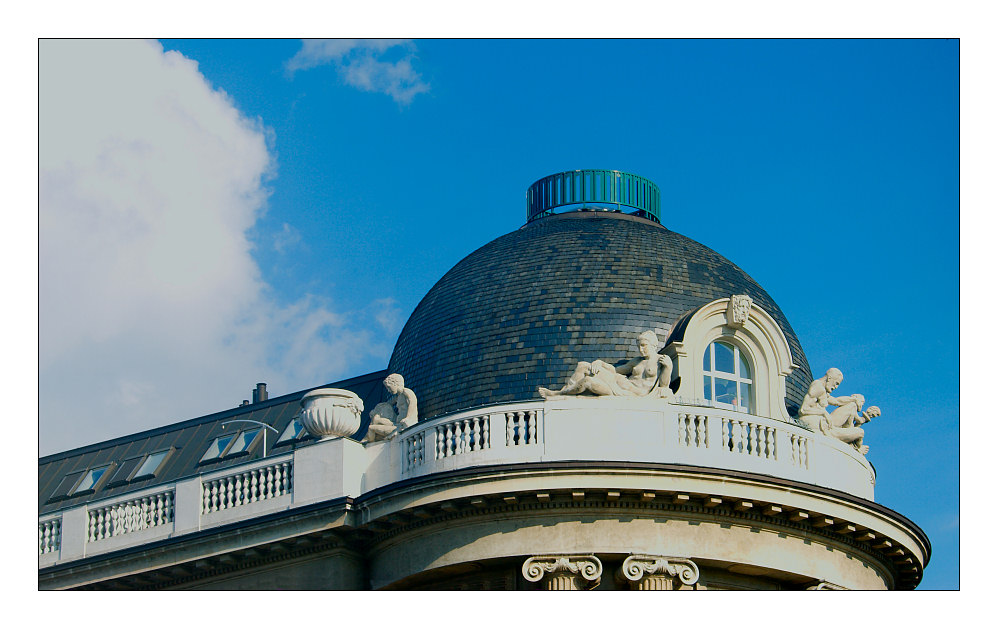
[619,555,700,590]
[522,555,603,590]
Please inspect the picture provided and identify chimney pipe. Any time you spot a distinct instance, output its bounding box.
[253,383,268,404]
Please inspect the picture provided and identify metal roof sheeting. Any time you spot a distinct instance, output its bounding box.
[38,370,388,514]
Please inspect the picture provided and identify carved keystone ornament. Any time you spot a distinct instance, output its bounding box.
[727,294,753,327]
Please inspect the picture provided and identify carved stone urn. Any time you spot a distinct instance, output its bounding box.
[300,388,364,439]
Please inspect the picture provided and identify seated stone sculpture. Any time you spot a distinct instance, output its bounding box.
[798,368,881,455]
[365,373,419,442]
[539,330,673,399]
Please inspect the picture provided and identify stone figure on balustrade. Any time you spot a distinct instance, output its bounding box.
[539,330,673,400]
[798,367,881,455]
[365,373,419,442]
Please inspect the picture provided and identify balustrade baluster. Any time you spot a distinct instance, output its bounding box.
[471,417,481,451]
[528,411,537,444]
[234,473,244,506]
[203,483,211,514]
[154,493,163,526]
[100,508,110,540]
[483,416,490,449]
[165,492,174,521]
[248,470,258,503]
[696,416,705,447]
[266,466,275,499]
[506,413,514,446]
[211,479,220,512]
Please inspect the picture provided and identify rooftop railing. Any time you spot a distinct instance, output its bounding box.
[39,398,874,567]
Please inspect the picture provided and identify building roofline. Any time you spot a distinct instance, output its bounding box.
[39,369,389,465]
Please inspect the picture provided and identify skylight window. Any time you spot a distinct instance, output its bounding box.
[72,465,112,495]
[226,429,260,456]
[201,434,236,463]
[132,450,171,480]
[276,418,309,444]
[200,430,262,464]
[49,471,85,502]
[106,456,144,488]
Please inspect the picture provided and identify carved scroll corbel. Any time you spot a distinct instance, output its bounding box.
[619,555,700,590]
[522,554,603,590]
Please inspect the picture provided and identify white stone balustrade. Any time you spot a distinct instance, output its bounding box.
[87,490,175,542]
[39,397,877,566]
[399,403,545,477]
[201,458,293,514]
[39,517,61,556]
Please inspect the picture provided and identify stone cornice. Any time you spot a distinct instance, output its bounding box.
[356,460,930,561]
[356,470,924,589]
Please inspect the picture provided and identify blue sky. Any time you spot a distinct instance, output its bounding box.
[37,39,958,589]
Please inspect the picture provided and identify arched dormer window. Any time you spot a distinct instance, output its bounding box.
[703,340,753,412]
[664,295,797,423]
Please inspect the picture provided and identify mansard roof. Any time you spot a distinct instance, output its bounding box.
[38,370,388,515]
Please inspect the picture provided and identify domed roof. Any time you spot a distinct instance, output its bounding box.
[388,210,812,421]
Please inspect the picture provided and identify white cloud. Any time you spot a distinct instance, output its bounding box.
[273,222,303,254]
[39,40,393,455]
[286,39,429,105]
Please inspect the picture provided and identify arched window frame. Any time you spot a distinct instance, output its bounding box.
[702,339,754,412]
[664,296,798,423]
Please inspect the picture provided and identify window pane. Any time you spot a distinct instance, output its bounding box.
[201,435,234,462]
[107,456,143,488]
[714,342,735,374]
[277,418,303,444]
[738,350,751,380]
[50,472,85,501]
[134,451,169,479]
[74,466,110,493]
[228,429,260,455]
[703,346,711,370]
[714,378,737,404]
[739,382,752,411]
[703,375,711,400]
